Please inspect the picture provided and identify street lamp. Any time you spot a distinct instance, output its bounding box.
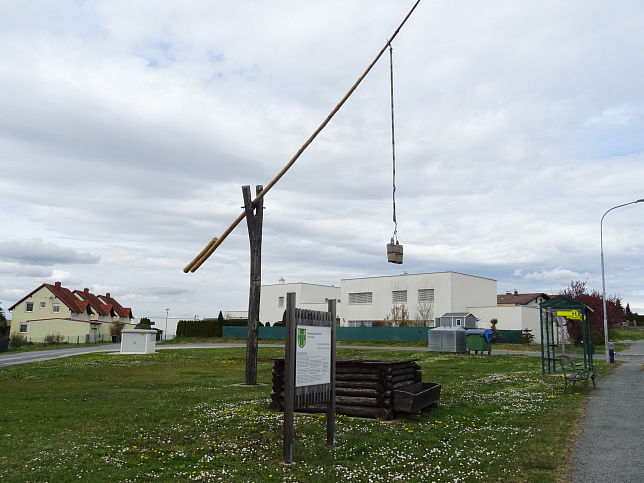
[600,199,644,362]
[165,308,170,341]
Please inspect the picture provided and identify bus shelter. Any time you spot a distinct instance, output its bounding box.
[539,296,593,375]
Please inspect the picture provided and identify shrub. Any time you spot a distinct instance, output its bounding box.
[520,328,535,345]
[490,318,502,342]
[45,333,65,345]
[591,328,603,346]
[176,317,247,338]
[136,317,153,329]
[10,333,26,348]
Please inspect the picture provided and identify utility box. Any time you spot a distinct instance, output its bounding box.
[428,326,467,353]
[466,329,493,354]
[120,329,157,354]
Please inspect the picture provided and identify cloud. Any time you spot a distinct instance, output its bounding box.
[0,239,100,266]
[0,1,643,318]
[523,267,588,282]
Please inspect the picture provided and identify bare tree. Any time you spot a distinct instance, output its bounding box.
[384,304,410,327]
[414,302,434,327]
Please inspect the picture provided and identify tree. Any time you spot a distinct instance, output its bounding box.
[414,302,434,327]
[560,280,626,345]
[520,328,535,345]
[111,321,126,339]
[489,318,502,342]
[384,304,410,327]
[0,304,8,338]
[136,317,153,329]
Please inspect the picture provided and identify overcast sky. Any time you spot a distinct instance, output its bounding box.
[2,0,643,319]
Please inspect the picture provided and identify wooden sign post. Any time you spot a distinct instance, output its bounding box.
[243,184,263,386]
[283,292,336,463]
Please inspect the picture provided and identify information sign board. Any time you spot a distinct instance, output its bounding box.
[296,326,331,387]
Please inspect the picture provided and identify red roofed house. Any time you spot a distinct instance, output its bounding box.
[497,290,549,308]
[8,282,134,343]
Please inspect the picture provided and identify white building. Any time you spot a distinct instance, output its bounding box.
[468,291,550,342]
[259,281,341,325]
[340,272,497,327]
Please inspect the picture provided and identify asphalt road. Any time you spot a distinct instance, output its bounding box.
[0,344,122,367]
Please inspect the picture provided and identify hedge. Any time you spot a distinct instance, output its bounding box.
[176,318,247,338]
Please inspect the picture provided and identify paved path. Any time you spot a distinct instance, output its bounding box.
[571,340,644,482]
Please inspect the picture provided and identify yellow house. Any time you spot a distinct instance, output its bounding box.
[8,281,134,343]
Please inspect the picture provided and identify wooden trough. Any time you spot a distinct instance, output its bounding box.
[271,358,440,420]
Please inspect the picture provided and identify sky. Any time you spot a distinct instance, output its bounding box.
[1,0,643,320]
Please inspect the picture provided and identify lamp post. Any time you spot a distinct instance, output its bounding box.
[165,308,170,341]
[601,199,644,362]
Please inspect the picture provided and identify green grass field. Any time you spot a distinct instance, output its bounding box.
[0,347,601,482]
[609,326,644,341]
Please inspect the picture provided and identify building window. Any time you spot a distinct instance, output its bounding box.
[348,292,373,305]
[392,290,407,304]
[347,320,373,327]
[278,296,284,308]
[40,302,46,309]
[456,319,462,326]
[418,288,434,303]
[26,301,34,312]
[52,304,60,313]
[20,323,28,333]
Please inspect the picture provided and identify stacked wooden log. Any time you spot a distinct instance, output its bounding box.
[271,358,425,420]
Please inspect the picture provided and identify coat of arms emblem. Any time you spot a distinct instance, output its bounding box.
[297,328,307,348]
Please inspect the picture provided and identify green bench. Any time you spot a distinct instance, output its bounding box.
[559,355,596,391]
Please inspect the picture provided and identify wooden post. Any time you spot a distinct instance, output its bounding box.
[327,299,337,447]
[283,292,297,463]
[243,184,264,386]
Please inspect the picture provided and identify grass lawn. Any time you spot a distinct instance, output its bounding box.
[609,326,644,341]
[0,347,602,482]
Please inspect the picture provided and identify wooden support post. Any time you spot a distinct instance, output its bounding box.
[243,184,264,386]
[283,292,296,463]
[327,298,336,447]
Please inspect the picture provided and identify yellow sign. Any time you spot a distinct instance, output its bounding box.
[556,310,582,320]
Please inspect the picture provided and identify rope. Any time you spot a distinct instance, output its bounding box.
[389,43,398,243]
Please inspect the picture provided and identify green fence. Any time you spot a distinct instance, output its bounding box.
[223,326,524,344]
[223,326,429,342]
[498,330,522,344]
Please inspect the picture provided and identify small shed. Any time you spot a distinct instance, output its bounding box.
[435,312,477,329]
[120,329,157,354]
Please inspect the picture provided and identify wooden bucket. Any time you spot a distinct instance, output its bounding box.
[387,241,403,264]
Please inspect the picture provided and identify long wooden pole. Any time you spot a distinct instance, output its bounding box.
[184,0,421,273]
[243,185,263,385]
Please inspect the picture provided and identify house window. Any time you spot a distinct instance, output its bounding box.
[26,302,34,312]
[348,292,373,305]
[40,302,46,309]
[456,319,462,326]
[347,320,373,327]
[392,290,407,303]
[418,289,434,303]
[52,303,60,313]
[278,296,284,308]
[20,323,28,333]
